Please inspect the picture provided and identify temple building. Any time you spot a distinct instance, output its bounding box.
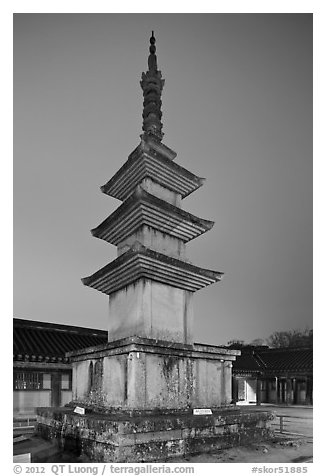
[231,345,313,406]
[13,318,107,416]
[37,33,274,462]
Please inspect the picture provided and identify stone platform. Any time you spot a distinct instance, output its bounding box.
[37,406,275,462]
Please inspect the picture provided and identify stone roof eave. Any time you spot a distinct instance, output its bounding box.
[100,144,205,201]
[82,244,223,295]
[91,187,214,245]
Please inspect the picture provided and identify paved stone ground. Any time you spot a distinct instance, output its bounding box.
[172,438,313,463]
[172,405,313,463]
[244,404,313,441]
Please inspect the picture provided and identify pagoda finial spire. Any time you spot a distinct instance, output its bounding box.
[148,30,157,71]
[140,31,165,141]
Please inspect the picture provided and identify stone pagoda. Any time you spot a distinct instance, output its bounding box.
[37,33,274,463]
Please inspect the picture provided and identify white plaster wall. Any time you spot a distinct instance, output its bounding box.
[61,390,72,406]
[13,391,51,413]
[246,379,257,403]
[298,389,306,404]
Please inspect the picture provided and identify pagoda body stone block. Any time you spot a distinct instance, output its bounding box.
[107,280,194,343]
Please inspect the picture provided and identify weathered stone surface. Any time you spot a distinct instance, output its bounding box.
[67,338,239,411]
[107,281,194,344]
[37,407,275,462]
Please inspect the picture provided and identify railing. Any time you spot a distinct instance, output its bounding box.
[272,414,313,440]
[13,415,37,437]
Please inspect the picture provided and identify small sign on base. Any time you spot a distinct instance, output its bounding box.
[193,408,212,415]
[74,406,85,415]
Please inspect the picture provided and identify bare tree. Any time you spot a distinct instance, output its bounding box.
[267,328,312,348]
[227,339,245,346]
[250,338,266,347]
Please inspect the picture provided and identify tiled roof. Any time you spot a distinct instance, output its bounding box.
[257,347,312,374]
[13,319,313,375]
[232,351,263,373]
[231,346,312,375]
[13,318,108,363]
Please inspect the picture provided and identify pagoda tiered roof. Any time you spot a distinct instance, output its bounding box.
[82,33,222,300]
[100,139,205,201]
[82,244,223,295]
[91,187,214,245]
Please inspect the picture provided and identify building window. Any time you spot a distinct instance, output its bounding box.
[61,373,71,390]
[14,371,43,390]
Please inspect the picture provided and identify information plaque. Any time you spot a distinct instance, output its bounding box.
[193,408,212,415]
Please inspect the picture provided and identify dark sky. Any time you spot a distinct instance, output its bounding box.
[13,13,312,346]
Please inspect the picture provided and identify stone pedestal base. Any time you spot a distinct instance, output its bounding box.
[37,407,275,462]
[68,337,240,410]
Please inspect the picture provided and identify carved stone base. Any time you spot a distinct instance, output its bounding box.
[37,406,275,462]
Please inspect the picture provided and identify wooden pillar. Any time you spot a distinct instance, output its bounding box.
[288,378,293,405]
[232,376,238,403]
[275,377,279,404]
[304,376,308,405]
[293,378,297,404]
[305,376,313,405]
[285,378,289,405]
[256,378,261,405]
[265,379,269,402]
[220,360,226,405]
[51,372,61,407]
